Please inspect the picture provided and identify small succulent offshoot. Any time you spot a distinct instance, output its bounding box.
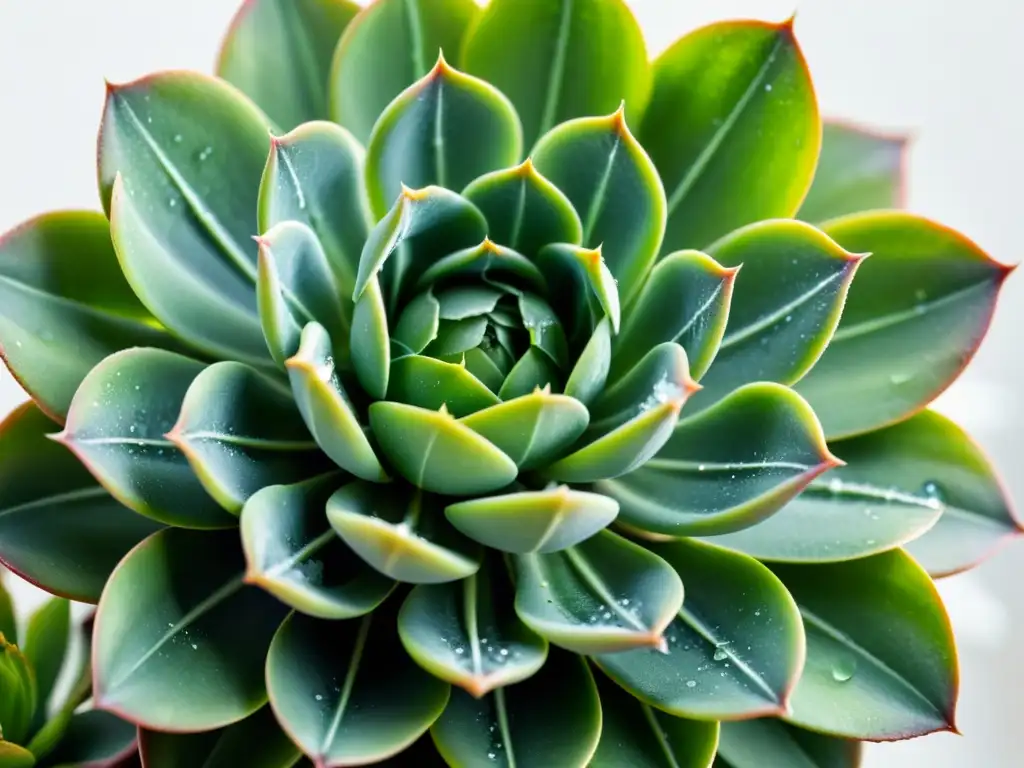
[0,1,1017,766]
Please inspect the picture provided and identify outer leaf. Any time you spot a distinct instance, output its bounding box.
[799,120,908,224]
[514,530,683,654]
[139,705,301,768]
[0,403,160,603]
[388,356,499,417]
[0,743,34,768]
[640,20,820,251]
[0,637,35,746]
[266,610,451,767]
[217,0,360,129]
[23,598,69,720]
[241,477,394,619]
[101,74,272,367]
[716,719,861,768]
[600,383,839,537]
[590,673,719,768]
[329,0,481,144]
[259,122,372,296]
[398,557,547,698]
[369,402,518,495]
[93,529,288,731]
[431,650,600,768]
[286,323,388,483]
[364,57,522,219]
[611,251,737,383]
[0,578,14,646]
[774,550,958,740]
[533,108,666,305]
[498,348,562,401]
[463,0,651,147]
[33,709,137,768]
[0,211,184,422]
[797,212,1012,438]
[691,220,864,409]
[393,291,441,353]
[461,160,582,257]
[55,349,235,529]
[458,389,589,471]
[596,539,805,721]
[327,482,481,584]
[446,486,618,555]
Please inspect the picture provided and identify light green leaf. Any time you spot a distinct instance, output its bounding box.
[241,476,394,619]
[31,709,138,768]
[0,579,14,647]
[22,598,69,725]
[796,211,1012,438]
[350,277,390,400]
[93,528,288,731]
[0,636,36,746]
[389,355,500,417]
[498,348,563,401]
[266,609,450,766]
[590,343,696,434]
[394,290,441,353]
[533,109,666,306]
[640,19,820,251]
[327,482,481,584]
[416,241,545,296]
[774,550,957,740]
[365,57,522,219]
[564,318,612,407]
[0,742,34,768]
[717,720,861,768]
[431,650,600,768]
[514,530,682,654]
[596,539,804,721]
[329,0,481,144]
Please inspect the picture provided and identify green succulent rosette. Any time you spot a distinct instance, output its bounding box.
[0,1,1016,766]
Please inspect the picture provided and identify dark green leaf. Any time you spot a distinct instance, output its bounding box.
[564,318,612,407]
[716,719,861,768]
[799,120,908,224]
[328,482,481,583]
[22,598,69,722]
[535,244,620,341]
[533,108,666,305]
[0,211,186,422]
[329,0,480,144]
[217,0,360,129]
[0,636,35,746]
[0,403,161,603]
[774,550,957,739]
[514,530,682,654]
[93,529,288,731]
[431,650,600,768]
[35,709,138,768]
[241,476,394,619]
[388,356,500,417]
[266,609,450,767]
[601,383,838,537]
[640,20,820,251]
[596,539,804,720]
[350,277,390,400]
[590,343,696,434]
[797,211,1012,438]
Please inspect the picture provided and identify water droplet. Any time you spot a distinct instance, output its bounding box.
[754,610,761,617]
[169,198,178,207]
[620,598,630,606]
[713,649,728,661]
[784,314,792,323]
[191,644,198,650]
[831,656,857,682]
[454,646,465,655]
[197,146,214,162]
[487,753,496,760]
[499,648,509,657]
[315,694,323,701]
[698,464,706,472]
[921,481,943,510]
[686,680,697,688]
[889,372,912,386]
[829,477,843,493]
[173,134,183,143]
[765,83,774,92]
[915,288,927,301]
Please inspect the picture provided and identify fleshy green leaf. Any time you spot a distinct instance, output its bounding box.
[369,402,518,495]
[327,482,481,584]
[458,389,589,471]
[590,673,719,768]
[389,355,500,417]
[716,719,861,768]
[217,0,359,130]
[640,19,820,251]
[0,742,34,768]
[56,348,236,529]
[514,530,683,654]
[518,293,570,367]
[329,0,481,144]
[140,704,300,768]
[0,579,14,647]
[286,323,388,483]
[101,73,273,367]
[774,550,957,739]
[799,120,908,224]
[462,160,582,257]
[32,709,137,768]
[259,121,372,298]
[0,403,160,603]
[394,291,441,353]
[611,250,737,383]
[600,383,838,537]
[169,361,328,514]
[0,636,36,746]
[93,529,288,731]
[431,650,600,768]
[689,220,864,410]
[22,598,69,723]
[564,318,612,407]
[535,244,621,341]
[533,108,666,305]
[266,609,451,767]
[364,57,522,219]
[416,241,545,297]
[241,476,395,619]
[447,486,617,555]
[350,277,390,400]
[596,539,804,720]
[0,211,186,422]
[796,211,1012,438]
[398,556,547,698]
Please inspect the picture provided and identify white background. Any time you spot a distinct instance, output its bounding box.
[0,1,1021,765]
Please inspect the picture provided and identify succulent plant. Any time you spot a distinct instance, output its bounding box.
[0,0,1017,766]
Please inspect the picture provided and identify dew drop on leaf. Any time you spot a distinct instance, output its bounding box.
[831,655,857,683]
